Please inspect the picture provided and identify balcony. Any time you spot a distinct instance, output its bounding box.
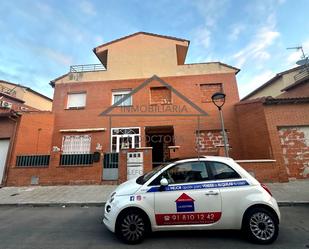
[0,84,16,97]
[70,64,106,73]
[294,66,309,82]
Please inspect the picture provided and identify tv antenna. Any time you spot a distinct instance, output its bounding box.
[287,46,308,66]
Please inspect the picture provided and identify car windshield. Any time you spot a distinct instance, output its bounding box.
[136,164,166,185]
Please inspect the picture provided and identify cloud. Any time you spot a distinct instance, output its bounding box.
[79,0,96,16]
[233,25,280,68]
[41,48,73,66]
[35,2,53,14]
[192,0,228,28]
[94,36,104,45]
[190,0,229,49]
[239,70,275,98]
[193,27,211,49]
[228,24,245,41]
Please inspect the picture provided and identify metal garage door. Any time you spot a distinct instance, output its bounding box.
[0,139,10,184]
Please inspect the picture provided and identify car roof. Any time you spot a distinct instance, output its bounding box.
[169,156,234,164]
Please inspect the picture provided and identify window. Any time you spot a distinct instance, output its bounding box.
[200,83,223,102]
[151,161,210,185]
[62,135,91,154]
[111,128,140,152]
[207,161,240,180]
[112,90,132,106]
[66,92,86,109]
[150,87,171,104]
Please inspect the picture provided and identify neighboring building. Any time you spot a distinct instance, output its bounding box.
[242,65,309,100]
[0,80,52,185]
[0,91,39,185]
[236,96,309,180]
[236,66,309,180]
[0,80,52,111]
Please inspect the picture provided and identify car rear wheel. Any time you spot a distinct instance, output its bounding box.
[116,210,148,244]
[243,207,279,244]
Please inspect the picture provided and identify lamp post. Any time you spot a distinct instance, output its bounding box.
[211,92,229,157]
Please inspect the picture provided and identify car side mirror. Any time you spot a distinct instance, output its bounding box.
[160,178,169,187]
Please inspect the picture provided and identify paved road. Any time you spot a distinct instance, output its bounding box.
[0,206,308,249]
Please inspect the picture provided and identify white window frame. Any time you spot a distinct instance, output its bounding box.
[62,135,91,154]
[111,127,141,152]
[112,90,132,106]
[66,92,86,109]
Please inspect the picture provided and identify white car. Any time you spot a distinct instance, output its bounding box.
[103,156,280,244]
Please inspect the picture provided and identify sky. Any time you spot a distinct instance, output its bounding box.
[1,0,309,99]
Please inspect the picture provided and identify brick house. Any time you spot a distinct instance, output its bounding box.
[5,32,245,186]
[236,67,309,180]
[0,87,47,186]
[3,32,308,186]
[0,81,52,186]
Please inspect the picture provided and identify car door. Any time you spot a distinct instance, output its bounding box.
[150,160,222,227]
[206,160,251,228]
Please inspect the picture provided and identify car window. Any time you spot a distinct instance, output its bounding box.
[207,161,240,180]
[136,164,166,185]
[150,161,210,185]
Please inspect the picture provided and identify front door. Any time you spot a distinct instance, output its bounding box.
[153,160,222,226]
[0,139,10,184]
[111,127,140,153]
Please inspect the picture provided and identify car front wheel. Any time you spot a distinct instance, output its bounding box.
[243,207,279,244]
[116,210,148,244]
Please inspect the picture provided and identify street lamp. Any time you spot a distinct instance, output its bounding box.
[211,92,229,157]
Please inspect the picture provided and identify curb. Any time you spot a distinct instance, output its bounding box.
[0,201,308,207]
[0,202,106,207]
[277,201,309,207]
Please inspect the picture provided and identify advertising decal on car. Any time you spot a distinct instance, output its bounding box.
[175,193,195,212]
[147,180,249,192]
[155,192,222,225]
[155,212,221,225]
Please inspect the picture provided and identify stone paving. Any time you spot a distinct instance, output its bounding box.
[0,180,308,206]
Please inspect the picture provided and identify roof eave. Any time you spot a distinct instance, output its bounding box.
[93,31,190,53]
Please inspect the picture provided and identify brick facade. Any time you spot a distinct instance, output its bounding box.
[278,126,309,178]
[196,129,230,155]
[236,98,309,182]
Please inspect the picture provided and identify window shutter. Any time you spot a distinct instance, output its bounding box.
[67,93,86,108]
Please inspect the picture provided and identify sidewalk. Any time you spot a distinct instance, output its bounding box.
[0,180,308,206]
[0,185,116,206]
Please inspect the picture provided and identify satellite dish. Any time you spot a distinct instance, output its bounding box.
[296,57,309,66]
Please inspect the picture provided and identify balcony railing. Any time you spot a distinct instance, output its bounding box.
[0,84,16,97]
[16,155,50,167]
[60,153,94,166]
[70,64,105,73]
[294,67,309,81]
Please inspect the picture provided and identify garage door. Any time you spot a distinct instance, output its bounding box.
[0,139,10,184]
[278,126,309,179]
